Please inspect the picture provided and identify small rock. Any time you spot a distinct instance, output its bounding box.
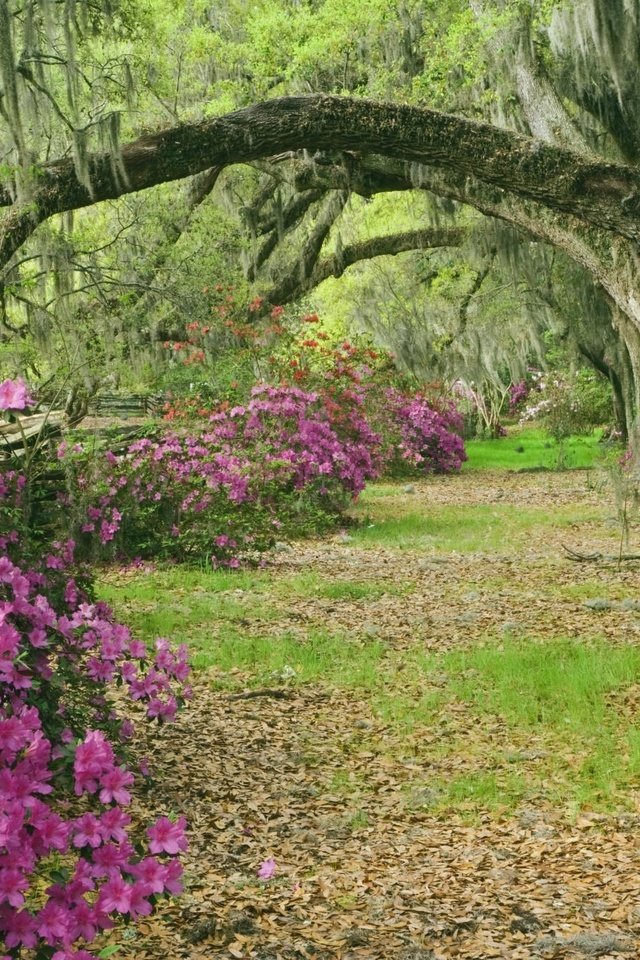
[271,664,296,682]
[362,622,381,637]
[354,719,372,730]
[403,484,416,494]
[457,611,478,624]
[502,620,525,635]
[273,541,291,553]
[619,598,640,612]
[583,598,613,611]
[462,591,480,601]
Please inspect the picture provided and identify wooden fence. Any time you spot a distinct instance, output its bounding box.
[0,411,65,461]
[88,393,165,418]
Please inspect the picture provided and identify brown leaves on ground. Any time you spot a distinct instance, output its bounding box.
[117,470,640,959]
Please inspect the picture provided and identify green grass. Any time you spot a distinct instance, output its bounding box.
[280,572,411,600]
[443,637,640,731]
[350,502,603,552]
[190,628,385,685]
[419,771,529,816]
[404,637,640,811]
[99,567,281,669]
[464,425,605,472]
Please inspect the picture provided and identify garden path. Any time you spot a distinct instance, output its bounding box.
[117,470,640,960]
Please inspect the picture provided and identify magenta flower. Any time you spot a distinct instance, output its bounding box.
[0,867,29,907]
[146,815,188,855]
[72,813,103,848]
[130,857,169,894]
[0,377,32,411]
[99,766,134,805]
[257,858,277,880]
[97,875,132,914]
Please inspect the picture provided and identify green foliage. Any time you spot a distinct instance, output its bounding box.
[464,425,603,471]
[352,494,602,553]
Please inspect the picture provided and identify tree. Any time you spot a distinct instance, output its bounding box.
[2,0,640,439]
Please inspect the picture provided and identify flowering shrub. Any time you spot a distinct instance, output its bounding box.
[155,311,467,556]
[0,542,190,957]
[381,389,467,475]
[73,384,381,566]
[508,380,530,413]
[519,369,612,440]
[0,387,191,958]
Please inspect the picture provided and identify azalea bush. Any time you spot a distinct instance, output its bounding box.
[261,316,466,477]
[0,384,191,959]
[152,311,467,564]
[381,389,466,476]
[70,383,381,566]
[56,310,466,570]
[520,369,613,440]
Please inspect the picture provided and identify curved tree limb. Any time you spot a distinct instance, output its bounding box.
[296,226,467,301]
[264,189,348,305]
[245,188,324,282]
[3,94,640,271]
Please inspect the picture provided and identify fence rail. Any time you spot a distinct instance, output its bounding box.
[0,411,64,461]
[88,393,165,417]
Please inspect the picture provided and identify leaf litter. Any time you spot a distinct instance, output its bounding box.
[107,469,640,959]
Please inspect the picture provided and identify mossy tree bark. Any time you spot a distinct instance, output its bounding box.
[3,92,640,437]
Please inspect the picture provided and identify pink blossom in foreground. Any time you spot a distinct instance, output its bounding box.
[146,816,188,855]
[0,378,32,411]
[257,858,277,880]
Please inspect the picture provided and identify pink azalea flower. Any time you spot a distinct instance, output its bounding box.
[146,815,188,855]
[98,766,134,805]
[73,813,103,848]
[0,377,32,411]
[257,858,277,881]
[0,867,29,907]
[97,875,132,914]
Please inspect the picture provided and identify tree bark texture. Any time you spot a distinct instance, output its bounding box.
[265,226,467,306]
[3,94,640,271]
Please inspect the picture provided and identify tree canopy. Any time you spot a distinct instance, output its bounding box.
[2,0,640,437]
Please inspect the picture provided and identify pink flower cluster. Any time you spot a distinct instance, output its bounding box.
[508,379,530,412]
[0,470,191,958]
[383,389,467,475]
[0,377,32,413]
[73,384,381,566]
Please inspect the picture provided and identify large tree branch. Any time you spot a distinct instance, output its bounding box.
[304,226,467,296]
[263,226,466,306]
[263,189,348,305]
[3,94,640,270]
[273,151,640,346]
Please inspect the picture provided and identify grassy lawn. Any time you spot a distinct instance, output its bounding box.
[99,437,640,819]
[464,424,606,471]
[348,500,605,552]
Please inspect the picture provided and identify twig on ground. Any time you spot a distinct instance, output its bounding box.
[562,544,640,562]
[225,688,294,701]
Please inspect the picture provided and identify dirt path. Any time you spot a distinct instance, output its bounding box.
[122,470,640,960]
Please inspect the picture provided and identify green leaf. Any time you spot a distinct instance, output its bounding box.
[98,945,121,958]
